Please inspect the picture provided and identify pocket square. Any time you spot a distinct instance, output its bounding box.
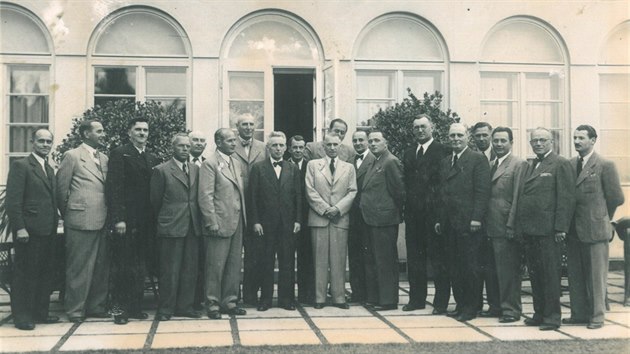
[540,172,552,177]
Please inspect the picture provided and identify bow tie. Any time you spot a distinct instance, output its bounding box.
[355,154,363,161]
[273,161,283,167]
[241,139,251,147]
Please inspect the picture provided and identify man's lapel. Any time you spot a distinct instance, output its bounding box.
[492,154,512,182]
[29,155,52,191]
[80,147,105,183]
[576,153,598,186]
[168,159,189,188]
[318,159,333,185]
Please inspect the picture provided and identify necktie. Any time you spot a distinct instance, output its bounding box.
[192,157,201,166]
[44,157,53,182]
[490,159,499,178]
[273,161,283,167]
[355,154,363,161]
[577,156,583,176]
[534,155,544,169]
[452,154,458,167]
[330,157,335,175]
[182,162,188,177]
[241,140,251,147]
[417,145,424,160]
[94,150,103,175]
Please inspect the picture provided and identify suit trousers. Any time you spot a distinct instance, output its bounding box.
[625,239,630,306]
[296,225,315,303]
[365,225,399,306]
[11,234,55,324]
[492,237,523,317]
[405,211,430,306]
[64,227,109,318]
[260,222,296,307]
[242,230,264,304]
[566,238,608,324]
[158,228,199,315]
[348,212,368,302]
[446,226,483,316]
[312,225,348,304]
[477,235,500,312]
[204,217,243,312]
[524,235,562,326]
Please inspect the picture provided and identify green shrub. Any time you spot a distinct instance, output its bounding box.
[370,90,459,159]
[53,100,186,163]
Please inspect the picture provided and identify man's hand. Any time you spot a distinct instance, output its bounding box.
[16,228,29,243]
[470,220,482,233]
[325,206,341,219]
[253,223,264,236]
[207,225,219,237]
[434,223,441,235]
[506,228,515,240]
[554,232,566,243]
[114,221,126,235]
[293,223,301,234]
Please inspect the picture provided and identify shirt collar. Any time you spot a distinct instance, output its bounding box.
[453,146,468,159]
[270,156,282,164]
[325,155,337,166]
[417,138,434,153]
[172,158,185,170]
[496,151,511,166]
[580,150,594,165]
[356,150,368,158]
[81,143,97,155]
[217,150,231,164]
[31,152,46,166]
[133,145,145,154]
[239,136,251,145]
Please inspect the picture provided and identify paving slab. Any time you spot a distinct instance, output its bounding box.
[151,332,233,348]
[321,328,407,344]
[239,329,320,346]
[60,334,147,351]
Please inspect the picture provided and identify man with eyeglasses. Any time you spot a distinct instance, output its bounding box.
[516,127,575,331]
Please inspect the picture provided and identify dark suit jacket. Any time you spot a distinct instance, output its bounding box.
[359,150,405,227]
[485,153,527,238]
[249,159,303,230]
[571,152,624,243]
[437,148,491,233]
[516,152,575,236]
[352,151,376,212]
[106,144,159,231]
[402,141,448,218]
[6,154,58,236]
[150,159,202,238]
[286,158,310,222]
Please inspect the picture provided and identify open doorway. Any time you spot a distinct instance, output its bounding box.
[274,70,314,143]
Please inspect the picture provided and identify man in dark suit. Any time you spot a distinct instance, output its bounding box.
[360,130,405,311]
[402,114,449,313]
[232,114,267,306]
[6,129,60,330]
[188,130,207,310]
[107,117,159,325]
[56,120,110,323]
[435,123,491,322]
[472,121,500,317]
[304,118,354,162]
[249,131,303,311]
[348,130,375,304]
[564,125,624,329]
[287,135,314,304]
[198,128,247,319]
[150,133,202,321]
[485,127,528,323]
[516,127,575,331]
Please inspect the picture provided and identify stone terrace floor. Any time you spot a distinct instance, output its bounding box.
[0,272,629,352]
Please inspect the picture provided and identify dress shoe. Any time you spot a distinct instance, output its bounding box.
[35,316,60,324]
[499,315,519,323]
[524,318,541,326]
[587,322,604,330]
[15,322,35,330]
[478,310,501,318]
[86,312,110,319]
[562,317,588,325]
[128,312,149,320]
[257,304,269,312]
[402,303,425,312]
[114,315,128,325]
[539,324,559,331]
[348,296,365,304]
[333,303,349,310]
[456,313,476,322]
[227,307,247,316]
[155,313,171,321]
[373,304,397,311]
[432,308,447,315]
[314,303,325,309]
[207,310,222,320]
[174,311,201,319]
[281,304,296,311]
[69,317,85,323]
[446,310,460,318]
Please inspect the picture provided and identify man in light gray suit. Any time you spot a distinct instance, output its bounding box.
[306,134,357,309]
[198,128,247,319]
[56,120,110,323]
[564,125,624,329]
[485,127,527,323]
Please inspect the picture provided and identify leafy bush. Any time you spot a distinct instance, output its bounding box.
[370,90,460,159]
[53,100,186,163]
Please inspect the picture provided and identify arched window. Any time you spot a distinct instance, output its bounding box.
[1,3,53,181]
[353,13,448,126]
[599,21,630,183]
[88,7,191,120]
[479,16,569,156]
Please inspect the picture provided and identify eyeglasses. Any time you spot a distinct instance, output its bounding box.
[529,138,550,144]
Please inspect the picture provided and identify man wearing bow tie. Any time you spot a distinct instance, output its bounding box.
[56,120,110,323]
[564,125,624,329]
[249,132,302,311]
[188,130,207,310]
[516,127,575,331]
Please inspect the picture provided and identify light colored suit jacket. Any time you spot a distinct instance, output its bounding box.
[198,151,246,237]
[232,138,266,190]
[56,145,108,230]
[305,158,357,229]
[304,141,354,163]
[359,150,405,227]
[150,159,202,238]
[485,153,527,238]
[571,152,624,243]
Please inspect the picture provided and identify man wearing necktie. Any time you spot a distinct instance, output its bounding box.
[304,118,355,162]
[305,134,357,309]
[56,120,110,323]
[6,129,59,330]
[198,128,247,319]
[564,125,624,329]
[187,130,207,310]
[150,134,202,321]
[348,130,376,304]
[484,127,528,324]
[516,127,575,331]
[249,132,302,311]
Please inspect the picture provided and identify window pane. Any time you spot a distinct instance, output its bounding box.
[600,74,630,102]
[95,67,136,95]
[10,96,49,123]
[599,130,630,157]
[357,100,392,126]
[10,67,49,94]
[146,67,186,96]
[94,97,134,108]
[403,71,441,97]
[600,103,630,129]
[526,73,562,100]
[0,8,49,54]
[229,73,264,100]
[526,102,561,128]
[357,71,394,98]
[228,20,316,61]
[10,125,48,153]
[481,73,517,100]
[229,101,264,129]
[480,102,516,127]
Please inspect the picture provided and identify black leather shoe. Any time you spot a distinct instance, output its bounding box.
[562,317,588,325]
[69,316,85,323]
[539,324,559,331]
[314,303,325,309]
[456,313,476,322]
[446,310,460,317]
[227,307,247,316]
[333,303,349,310]
[373,304,397,311]
[499,315,519,323]
[174,311,201,319]
[587,322,603,329]
[35,316,60,324]
[479,310,501,318]
[15,322,35,330]
[402,303,425,312]
[114,315,128,325]
[155,313,171,321]
[282,304,296,311]
[524,318,541,326]
[128,312,148,320]
[86,312,110,319]
[257,304,269,312]
[432,308,447,315]
[207,310,222,320]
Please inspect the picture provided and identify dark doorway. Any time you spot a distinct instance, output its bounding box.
[274,71,314,143]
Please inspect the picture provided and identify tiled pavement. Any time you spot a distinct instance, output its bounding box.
[0,272,629,352]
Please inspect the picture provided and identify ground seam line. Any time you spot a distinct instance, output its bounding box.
[50,321,81,352]
[296,303,328,344]
[144,318,160,349]
[229,315,241,346]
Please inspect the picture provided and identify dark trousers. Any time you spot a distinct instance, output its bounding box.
[525,235,562,326]
[260,222,296,307]
[446,226,483,316]
[242,231,264,304]
[11,234,55,325]
[348,211,368,302]
[492,237,523,317]
[625,239,630,306]
[566,238,608,324]
[296,225,314,303]
[477,235,500,312]
[365,225,399,306]
[110,228,148,317]
[405,213,430,307]
[157,230,199,315]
